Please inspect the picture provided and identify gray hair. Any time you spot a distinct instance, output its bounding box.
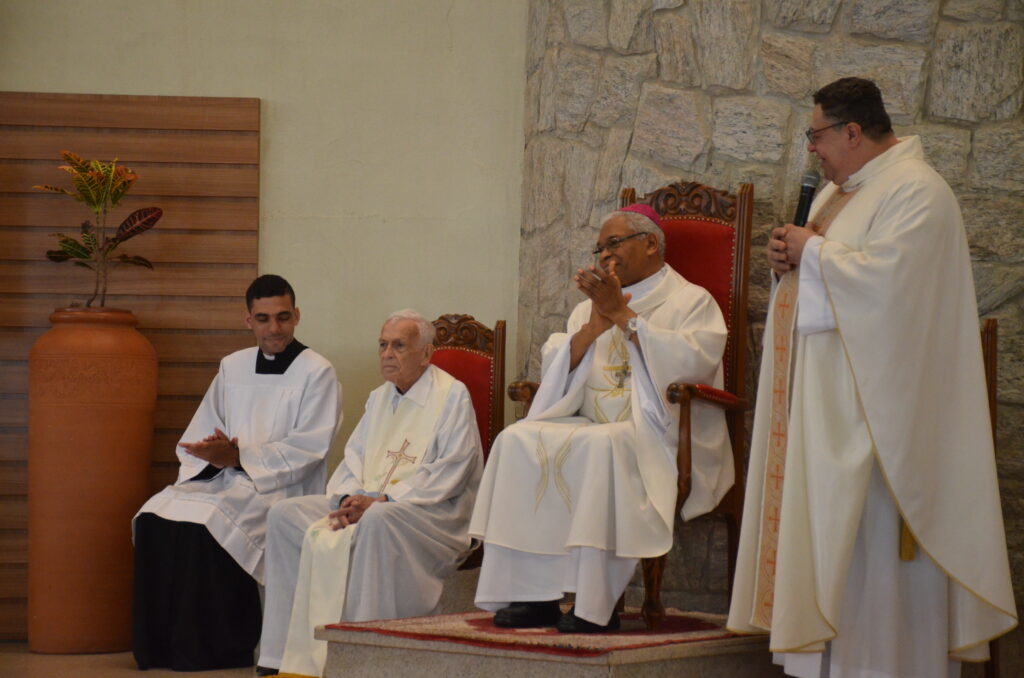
[601,210,666,256]
[384,308,436,348]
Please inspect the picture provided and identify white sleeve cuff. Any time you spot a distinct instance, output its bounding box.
[797,235,837,335]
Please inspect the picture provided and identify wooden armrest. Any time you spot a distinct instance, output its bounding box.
[508,380,539,403]
[667,383,748,410]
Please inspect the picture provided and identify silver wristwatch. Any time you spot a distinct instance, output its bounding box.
[626,316,638,340]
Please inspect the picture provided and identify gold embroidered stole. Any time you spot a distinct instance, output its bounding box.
[752,187,858,628]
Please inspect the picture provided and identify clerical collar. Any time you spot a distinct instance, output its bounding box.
[255,339,307,374]
[622,264,668,303]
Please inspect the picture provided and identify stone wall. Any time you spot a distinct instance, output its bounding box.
[518,0,1024,651]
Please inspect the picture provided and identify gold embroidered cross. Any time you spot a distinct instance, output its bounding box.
[376,439,417,494]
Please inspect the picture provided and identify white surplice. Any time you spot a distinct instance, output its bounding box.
[135,346,341,582]
[728,137,1017,678]
[269,365,482,676]
[471,265,732,624]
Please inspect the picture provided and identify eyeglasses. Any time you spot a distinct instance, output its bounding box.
[804,121,848,144]
[591,231,648,256]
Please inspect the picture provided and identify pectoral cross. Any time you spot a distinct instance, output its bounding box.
[376,439,417,494]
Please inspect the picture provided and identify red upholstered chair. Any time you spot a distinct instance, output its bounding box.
[619,181,753,629]
[430,314,505,571]
[509,180,753,629]
[430,314,506,456]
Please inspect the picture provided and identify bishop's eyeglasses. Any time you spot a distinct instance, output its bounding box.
[591,231,648,257]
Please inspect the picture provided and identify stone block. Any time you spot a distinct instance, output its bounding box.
[552,47,603,133]
[621,154,683,196]
[990,304,1024,403]
[818,39,927,121]
[536,226,572,319]
[522,135,567,232]
[526,0,551,74]
[894,123,970,189]
[524,68,541,137]
[693,0,759,90]
[536,47,559,132]
[609,0,655,54]
[997,403,1024,460]
[973,262,1024,318]
[546,0,569,44]
[654,12,699,86]
[928,22,1024,123]
[1012,0,1024,20]
[562,0,609,49]
[764,0,840,33]
[730,163,781,203]
[848,0,940,44]
[631,84,712,169]
[943,0,1004,21]
[595,126,634,202]
[760,32,817,100]
[713,96,790,164]
[653,0,686,8]
[564,142,599,228]
[971,122,1024,196]
[591,53,658,128]
[960,193,1024,263]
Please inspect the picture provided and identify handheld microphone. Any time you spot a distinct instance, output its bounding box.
[793,169,821,227]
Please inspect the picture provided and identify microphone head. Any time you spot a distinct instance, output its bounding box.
[800,169,821,189]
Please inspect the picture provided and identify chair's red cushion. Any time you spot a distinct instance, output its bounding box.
[661,217,737,332]
[430,347,495,453]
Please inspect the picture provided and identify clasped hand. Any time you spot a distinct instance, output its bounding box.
[767,224,816,275]
[180,428,240,469]
[327,494,386,531]
[573,261,633,332]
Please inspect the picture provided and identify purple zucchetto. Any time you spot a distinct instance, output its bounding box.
[619,203,663,230]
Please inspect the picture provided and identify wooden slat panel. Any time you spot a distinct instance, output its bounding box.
[0,498,25,530]
[153,430,185,463]
[0,564,26,598]
[0,465,26,496]
[0,262,255,296]
[0,297,246,330]
[0,598,25,638]
[0,398,26,427]
[0,163,259,198]
[0,195,258,231]
[0,129,259,164]
[0,229,257,264]
[0,365,26,395]
[0,328,252,363]
[0,431,26,462]
[150,464,178,492]
[0,531,26,565]
[0,92,260,131]
[154,399,203,429]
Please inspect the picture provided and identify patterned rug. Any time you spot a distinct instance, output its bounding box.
[325,607,735,657]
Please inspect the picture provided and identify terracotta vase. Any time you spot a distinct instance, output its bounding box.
[27,308,157,653]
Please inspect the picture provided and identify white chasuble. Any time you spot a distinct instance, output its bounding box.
[470,266,732,562]
[728,137,1016,675]
[279,369,456,678]
[134,346,341,582]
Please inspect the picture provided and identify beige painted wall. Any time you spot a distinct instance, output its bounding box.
[0,0,527,461]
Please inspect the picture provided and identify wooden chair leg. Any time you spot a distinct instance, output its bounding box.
[641,555,667,630]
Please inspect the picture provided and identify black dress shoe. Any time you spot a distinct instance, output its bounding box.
[493,601,562,628]
[556,607,620,633]
[255,666,279,676]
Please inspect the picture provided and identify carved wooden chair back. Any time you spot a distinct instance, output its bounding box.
[430,314,506,456]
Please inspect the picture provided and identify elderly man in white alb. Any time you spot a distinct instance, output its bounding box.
[133,274,341,672]
[256,309,483,678]
[727,77,1016,678]
[470,204,733,633]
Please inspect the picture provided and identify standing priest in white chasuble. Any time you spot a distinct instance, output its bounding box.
[132,275,342,672]
[470,205,733,633]
[261,310,483,678]
[727,77,1017,678]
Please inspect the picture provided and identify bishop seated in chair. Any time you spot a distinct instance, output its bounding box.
[132,274,341,671]
[259,309,483,677]
[469,205,733,633]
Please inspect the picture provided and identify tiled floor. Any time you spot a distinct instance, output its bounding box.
[0,643,253,678]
